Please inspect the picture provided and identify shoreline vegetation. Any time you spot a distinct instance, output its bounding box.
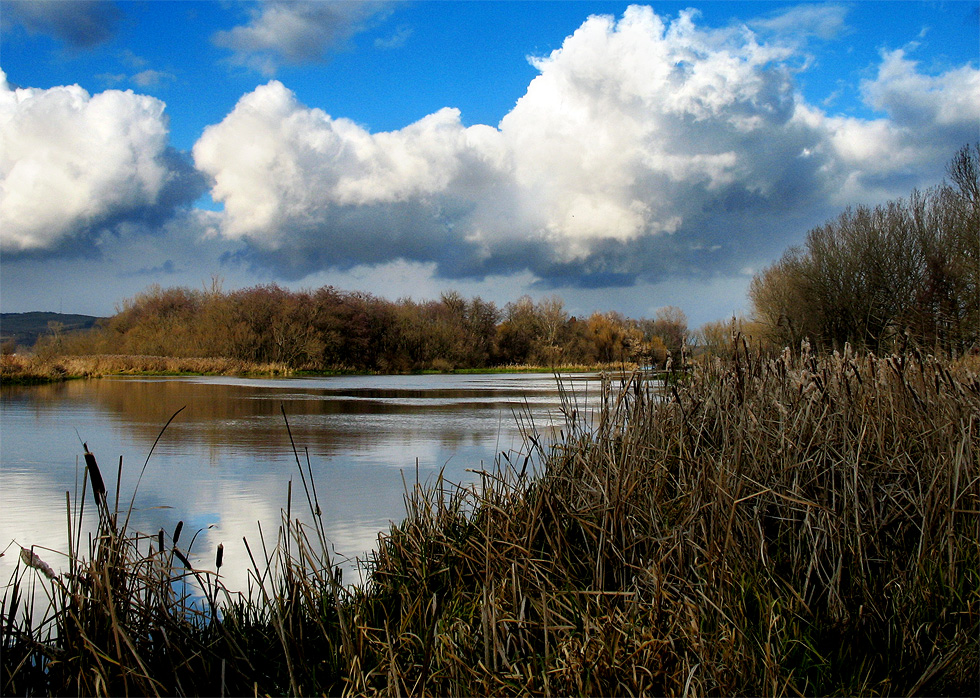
[0,351,641,386]
[3,347,978,696]
[0,353,297,385]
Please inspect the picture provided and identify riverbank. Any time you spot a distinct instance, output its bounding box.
[3,349,977,696]
[0,353,296,385]
[0,352,638,385]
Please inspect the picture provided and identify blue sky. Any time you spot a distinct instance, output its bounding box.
[1,1,978,328]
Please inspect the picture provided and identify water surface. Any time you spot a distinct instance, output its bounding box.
[1,372,601,589]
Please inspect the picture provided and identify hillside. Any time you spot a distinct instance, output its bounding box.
[0,312,103,349]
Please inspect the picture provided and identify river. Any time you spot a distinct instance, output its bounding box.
[1,372,604,591]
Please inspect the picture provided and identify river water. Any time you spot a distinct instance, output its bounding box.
[1,372,603,590]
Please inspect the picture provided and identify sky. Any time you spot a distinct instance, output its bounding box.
[1,1,978,328]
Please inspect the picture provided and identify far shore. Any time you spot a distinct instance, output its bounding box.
[0,352,645,386]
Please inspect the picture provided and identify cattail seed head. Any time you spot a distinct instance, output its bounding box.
[215,543,224,570]
[173,520,183,545]
[20,547,56,581]
[84,447,107,503]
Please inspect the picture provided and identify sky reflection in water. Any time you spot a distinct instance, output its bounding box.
[1,373,602,590]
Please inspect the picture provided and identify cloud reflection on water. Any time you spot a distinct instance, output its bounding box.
[1,373,600,592]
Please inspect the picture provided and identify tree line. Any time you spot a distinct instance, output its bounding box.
[38,145,979,368]
[46,283,689,372]
[749,144,980,354]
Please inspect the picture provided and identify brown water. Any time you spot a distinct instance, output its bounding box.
[1,372,602,589]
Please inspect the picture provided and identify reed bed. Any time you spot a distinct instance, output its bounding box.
[0,353,630,385]
[3,346,978,696]
[451,362,641,374]
[0,353,294,383]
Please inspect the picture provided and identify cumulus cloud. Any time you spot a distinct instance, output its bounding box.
[0,71,205,255]
[807,48,980,202]
[498,8,810,252]
[862,48,980,132]
[195,5,979,286]
[2,0,122,48]
[213,0,391,74]
[193,80,517,273]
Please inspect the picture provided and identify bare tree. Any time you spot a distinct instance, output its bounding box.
[750,145,979,353]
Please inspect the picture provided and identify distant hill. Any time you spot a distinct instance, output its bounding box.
[0,312,104,349]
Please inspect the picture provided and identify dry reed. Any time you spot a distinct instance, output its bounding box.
[1,353,293,383]
[3,345,978,696]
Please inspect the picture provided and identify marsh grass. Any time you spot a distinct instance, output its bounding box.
[437,362,640,375]
[0,353,294,384]
[0,352,632,385]
[3,345,978,696]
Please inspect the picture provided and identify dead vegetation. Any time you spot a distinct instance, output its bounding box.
[3,346,978,695]
[0,353,293,384]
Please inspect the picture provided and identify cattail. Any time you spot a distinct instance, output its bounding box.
[20,547,56,581]
[215,543,224,570]
[173,520,183,545]
[158,528,165,553]
[83,443,107,505]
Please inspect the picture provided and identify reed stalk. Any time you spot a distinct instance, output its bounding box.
[3,346,977,695]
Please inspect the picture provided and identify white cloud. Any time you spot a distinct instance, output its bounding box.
[131,69,177,88]
[193,80,515,261]
[798,48,980,203]
[750,3,850,43]
[862,48,980,129]
[213,1,390,74]
[191,6,977,285]
[375,25,412,50]
[499,6,805,252]
[0,70,201,254]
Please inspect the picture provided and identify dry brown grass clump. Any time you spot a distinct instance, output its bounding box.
[953,351,980,376]
[0,353,293,383]
[3,347,978,696]
[2,444,225,695]
[354,344,979,695]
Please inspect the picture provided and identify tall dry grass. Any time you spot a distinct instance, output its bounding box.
[354,343,979,695]
[3,346,978,696]
[0,353,293,384]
